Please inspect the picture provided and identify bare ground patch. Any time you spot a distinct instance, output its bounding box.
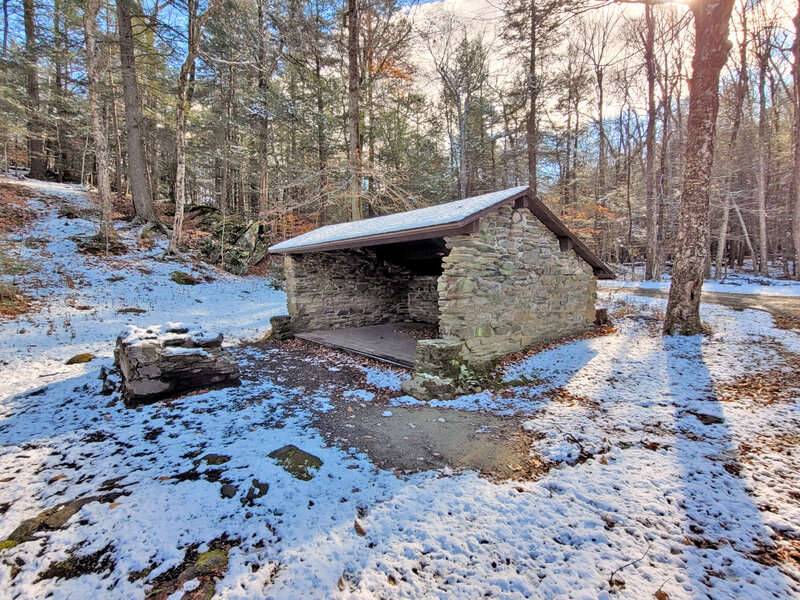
[241,339,545,480]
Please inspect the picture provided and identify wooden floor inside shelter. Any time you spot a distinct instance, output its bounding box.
[296,323,422,368]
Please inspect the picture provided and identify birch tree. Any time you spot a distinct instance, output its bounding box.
[664,0,736,335]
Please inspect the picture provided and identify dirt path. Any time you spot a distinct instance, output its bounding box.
[602,285,800,320]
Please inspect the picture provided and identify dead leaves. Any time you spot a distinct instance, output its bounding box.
[774,315,800,331]
[354,520,367,536]
[714,356,800,406]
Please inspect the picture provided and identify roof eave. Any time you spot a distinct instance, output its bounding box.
[268,189,527,255]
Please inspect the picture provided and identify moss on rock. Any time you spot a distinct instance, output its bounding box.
[66,353,94,365]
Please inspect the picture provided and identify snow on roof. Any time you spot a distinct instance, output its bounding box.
[269,186,528,253]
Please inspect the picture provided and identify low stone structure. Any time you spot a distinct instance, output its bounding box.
[114,324,240,407]
[268,186,613,398]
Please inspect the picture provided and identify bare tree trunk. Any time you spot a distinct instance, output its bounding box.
[458,97,468,199]
[109,73,125,194]
[644,3,659,280]
[167,0,217,255]
[116,0,156,223]
[2,0,9,57]
[664,0,735,335]
[347,0,362,220]
[716,8,748,279]
[596,67,606,200]
[315,53,327,219]
[83,0,113,246]
[23,0,45,179]
[792,5,800,279]
[715,196,730,279]
[257,0,270,223]
[756,51,770,276]
[732,197,757,266]
[527,0,538,197]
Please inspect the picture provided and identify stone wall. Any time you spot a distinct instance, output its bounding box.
[285,249,412,332]
[407,276,439,324]
[438,206,596,365]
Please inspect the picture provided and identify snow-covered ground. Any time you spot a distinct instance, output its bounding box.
[601,271,800,297]
[1,178,800,599]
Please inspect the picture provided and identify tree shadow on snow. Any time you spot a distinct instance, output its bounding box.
[664,334,798,599]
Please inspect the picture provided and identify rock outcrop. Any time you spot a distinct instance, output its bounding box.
[114,324,240,407]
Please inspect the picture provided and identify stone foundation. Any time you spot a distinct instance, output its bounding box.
[269,315,293,340]
[114,324,240,407]
[414,339,463,379]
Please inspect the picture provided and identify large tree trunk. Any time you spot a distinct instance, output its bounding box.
[458,97,467,199]
[792,6,800,279]
[644,3,659,281]
[347,0,362,220]
[756,51,770,276]
[116,0,156,222]
[664,0,735,335]
[83,0,113,244]
[527,0,538,197]
[716,10,748,279]
[109,73,125,194]
[257,0,270,223]
[168,0,218,254]
[23,0,45,179]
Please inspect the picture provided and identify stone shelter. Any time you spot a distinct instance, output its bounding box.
[268,186,613,379]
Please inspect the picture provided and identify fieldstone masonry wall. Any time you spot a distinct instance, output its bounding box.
[114,325,240,407]
[437,206,596,366]
[407,276,439,324]
[285,249,412,332]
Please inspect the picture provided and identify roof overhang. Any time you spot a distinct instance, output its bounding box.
[270,190,615,280]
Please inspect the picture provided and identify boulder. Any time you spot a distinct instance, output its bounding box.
[114,324,240,407]
[401,373,458,402]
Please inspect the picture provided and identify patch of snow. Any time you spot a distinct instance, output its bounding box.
[382,410,393,417]
[359,366,409,391]
[161,347,211,358]
[601,272,800,297]
[343,389,375,402]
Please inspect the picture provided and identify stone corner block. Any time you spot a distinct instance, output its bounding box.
[269,315,294,340]
[414,339,464,379]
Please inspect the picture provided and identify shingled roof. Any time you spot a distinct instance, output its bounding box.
[268,186,615,279]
